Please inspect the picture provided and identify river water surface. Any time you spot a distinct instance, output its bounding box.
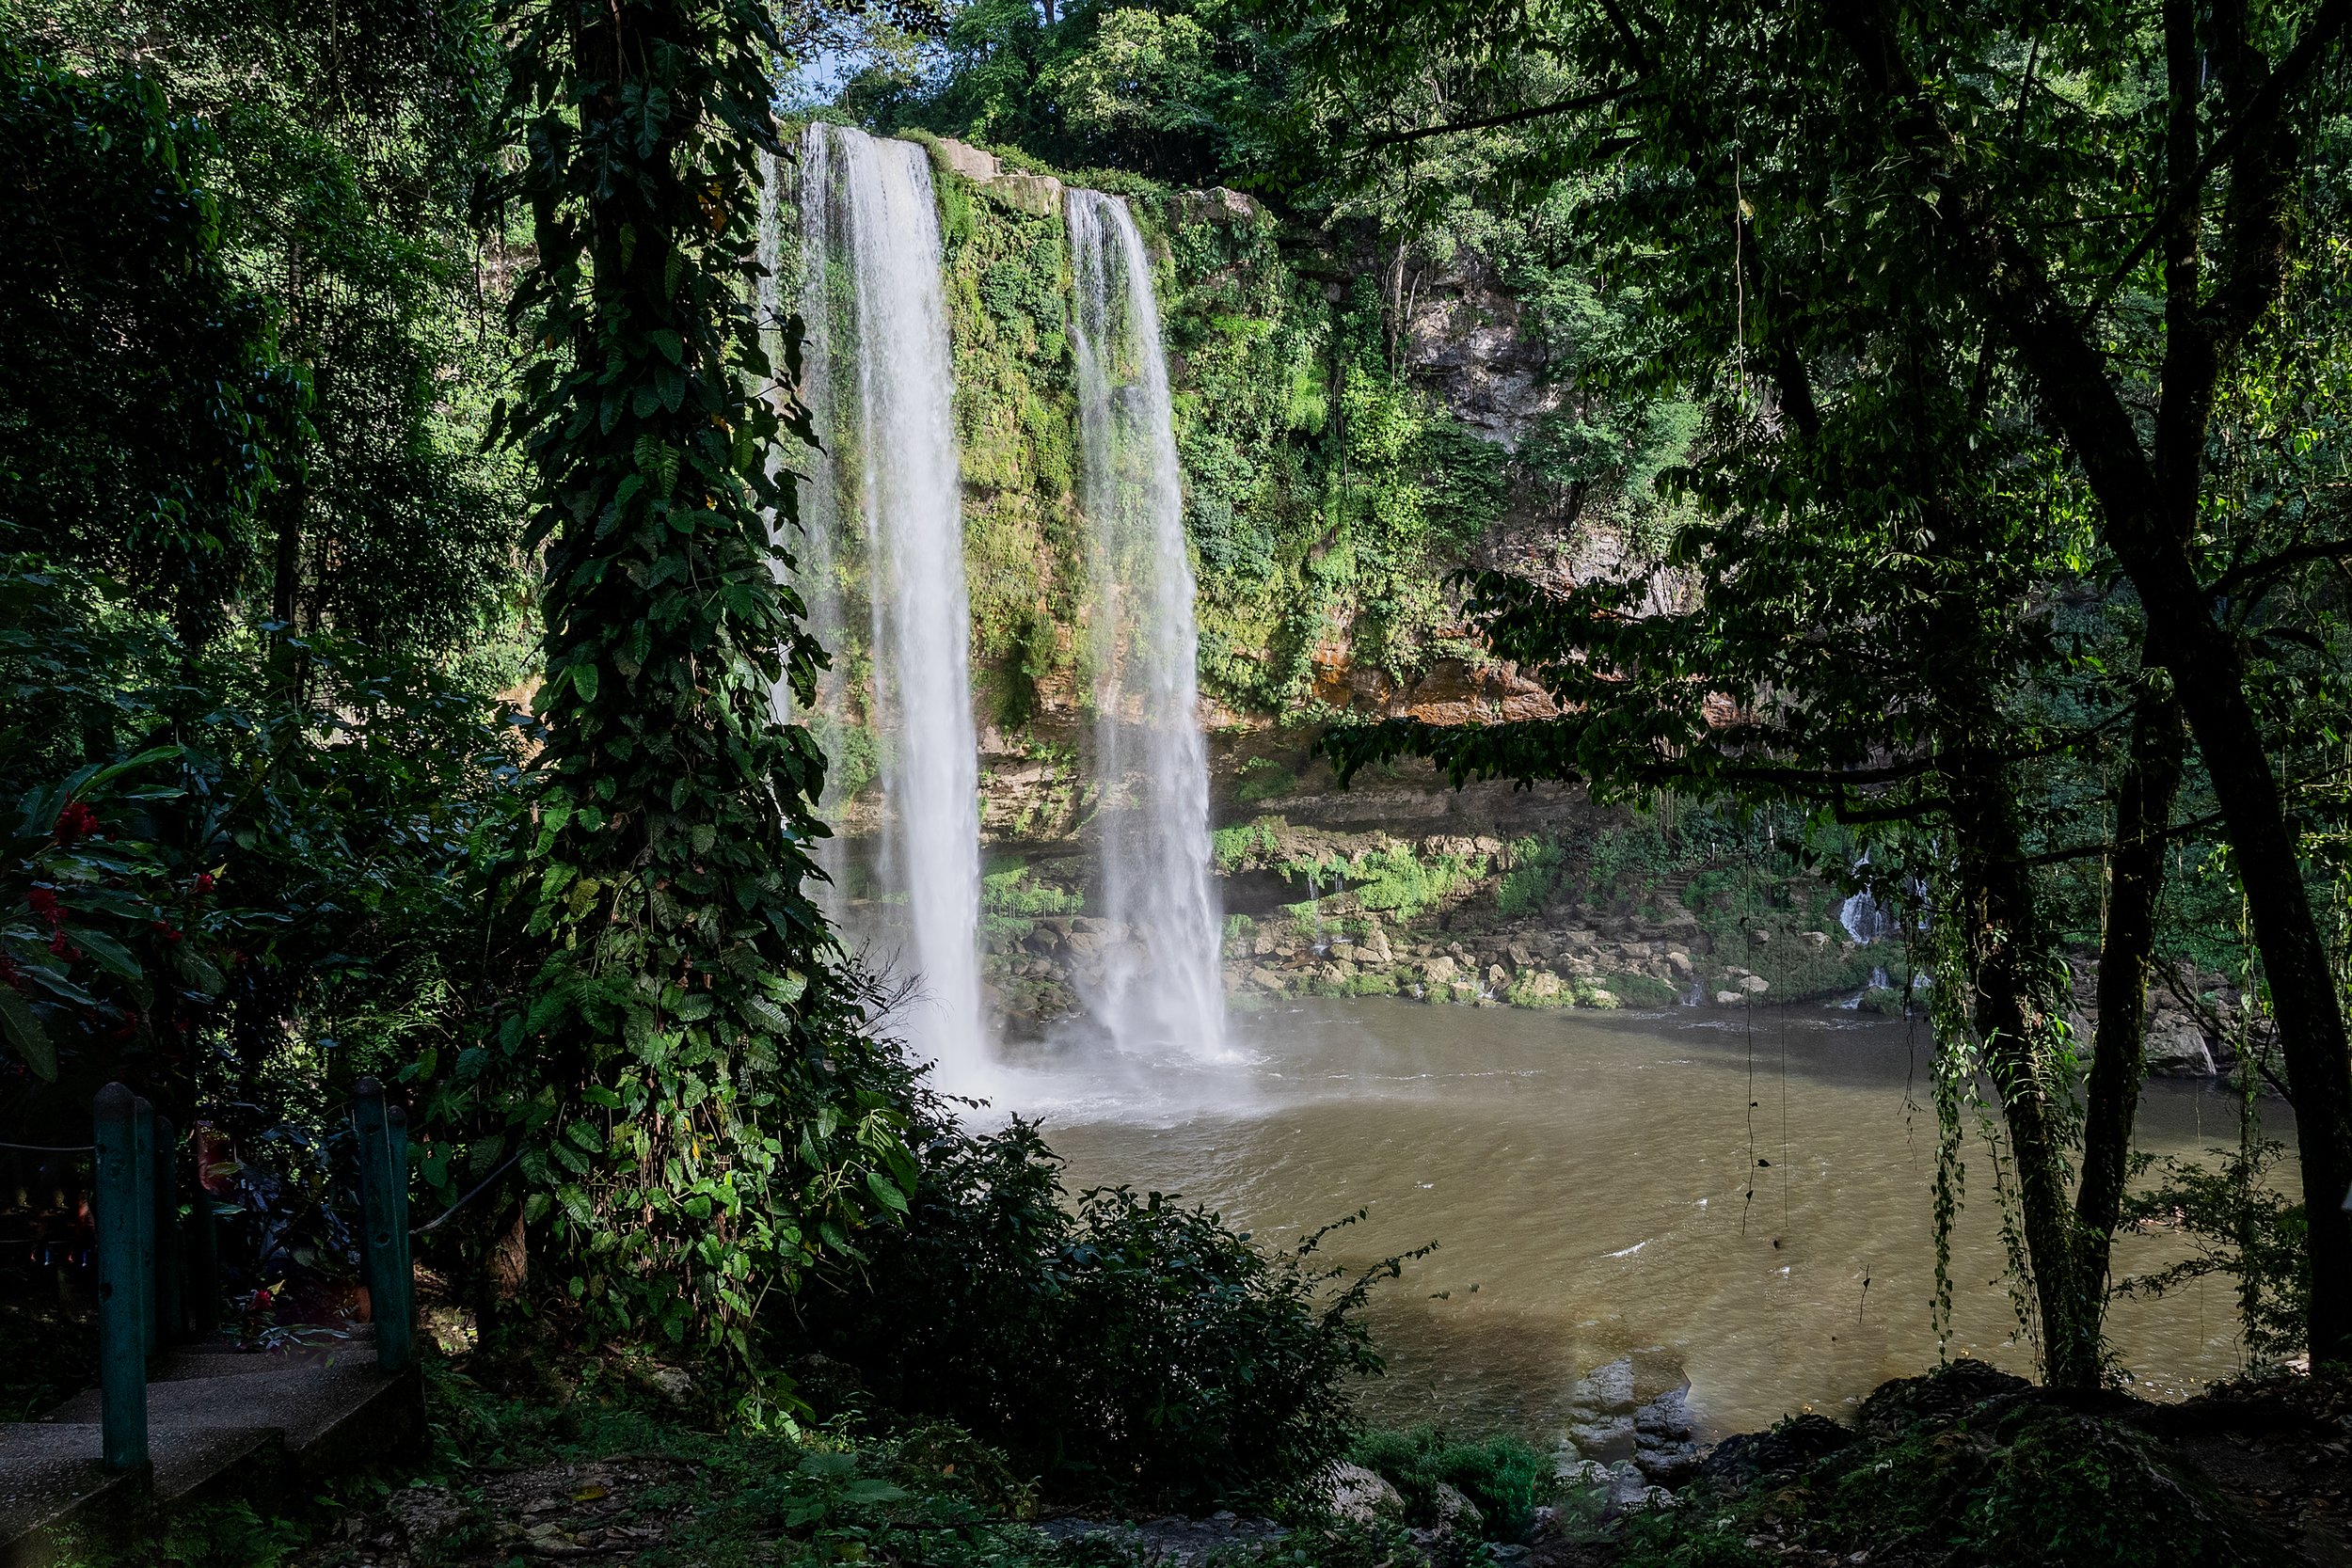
[1000,997,2287,1441]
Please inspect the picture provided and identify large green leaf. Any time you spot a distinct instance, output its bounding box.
[0,989,56,1081]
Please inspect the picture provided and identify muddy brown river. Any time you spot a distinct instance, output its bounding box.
[991,996,2288,1441]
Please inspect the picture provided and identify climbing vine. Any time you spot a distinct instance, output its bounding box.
[425,0,914,1363]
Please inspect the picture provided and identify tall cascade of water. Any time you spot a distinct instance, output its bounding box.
[796,123,991,1095]
[1066,190,1227,1060]
[757,141,852,922]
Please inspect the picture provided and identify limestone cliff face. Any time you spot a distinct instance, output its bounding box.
[1398,252,1560,452]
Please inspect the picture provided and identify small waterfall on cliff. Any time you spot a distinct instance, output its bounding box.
[1067,190,1227,1061]
[796,123,991,1096]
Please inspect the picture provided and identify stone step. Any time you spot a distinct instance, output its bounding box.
[0,1336,420,1567]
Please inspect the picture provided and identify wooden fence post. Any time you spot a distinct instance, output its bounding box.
[353,1078,411,1374]
[93,1084,150,1474]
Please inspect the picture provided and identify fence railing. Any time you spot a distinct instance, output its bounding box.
[87,1075,413,1476]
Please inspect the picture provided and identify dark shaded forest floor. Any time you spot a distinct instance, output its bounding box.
[46,1350,2352,1568]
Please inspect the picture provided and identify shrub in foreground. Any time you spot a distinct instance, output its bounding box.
[784,1117,1400,1509]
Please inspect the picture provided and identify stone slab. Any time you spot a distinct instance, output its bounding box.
[0,1336,419,1567]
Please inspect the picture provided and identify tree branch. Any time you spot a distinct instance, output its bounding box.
[2075,0,2352,328]
[2207,537,2352,606]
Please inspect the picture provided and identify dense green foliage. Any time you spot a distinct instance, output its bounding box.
[856,145,1529,721]
[437,0,925,1365]
[790,1116,1395,1506]
[0,38,294,646]
[9,0,2352,1551]
[1,3,1406,1493]
[1283,0,2352,1378]
[1351,1427,1549,1540]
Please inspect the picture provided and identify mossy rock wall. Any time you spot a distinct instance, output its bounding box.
[851,135,1533,731]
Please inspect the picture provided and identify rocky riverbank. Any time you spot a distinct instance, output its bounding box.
[970,809,2251,1079]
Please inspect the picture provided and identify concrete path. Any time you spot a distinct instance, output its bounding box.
[0,1329,421,1566]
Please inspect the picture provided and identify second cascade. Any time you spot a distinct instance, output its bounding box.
[777,125,1228,1093]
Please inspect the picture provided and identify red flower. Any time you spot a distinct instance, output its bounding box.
[26,886,61,925]
[53,802,99,843]
[193,872,215,895]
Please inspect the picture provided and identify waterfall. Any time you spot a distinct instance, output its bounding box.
[758,142,854,924]
[1066,190,1227,1061]
[795,123,991,1096]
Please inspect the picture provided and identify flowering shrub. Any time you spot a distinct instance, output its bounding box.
[2,748,225,1087]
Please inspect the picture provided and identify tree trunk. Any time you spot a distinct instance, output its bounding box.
[2003,298,2352,1361]
[2074,693,2185,1298]
[1974,43,2352,1377]
[1949,751,2102,1386]
[1824,0,2352,1368]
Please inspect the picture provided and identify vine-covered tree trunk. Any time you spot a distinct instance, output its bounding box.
[435,0,916,1363]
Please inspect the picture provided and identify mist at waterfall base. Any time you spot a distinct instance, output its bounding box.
[787,123,992,1101]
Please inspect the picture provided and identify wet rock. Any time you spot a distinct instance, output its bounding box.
[1564,1358,1640,1460]
[1321,1462,1405,1525]
[1632,1387,1701,1484]
[931,136,1001,181]
[643,1366,695,1407]
[2146,1017,2217,1076]
[1555,1457,1613,1487]
[1714,990,1744,1007]
[1857,1358,2030,1441]
[1740,975,1770,994]
[1433,1481,1485,1533]
[1178,185,1260,224]
[1585,1460,1670,1516]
